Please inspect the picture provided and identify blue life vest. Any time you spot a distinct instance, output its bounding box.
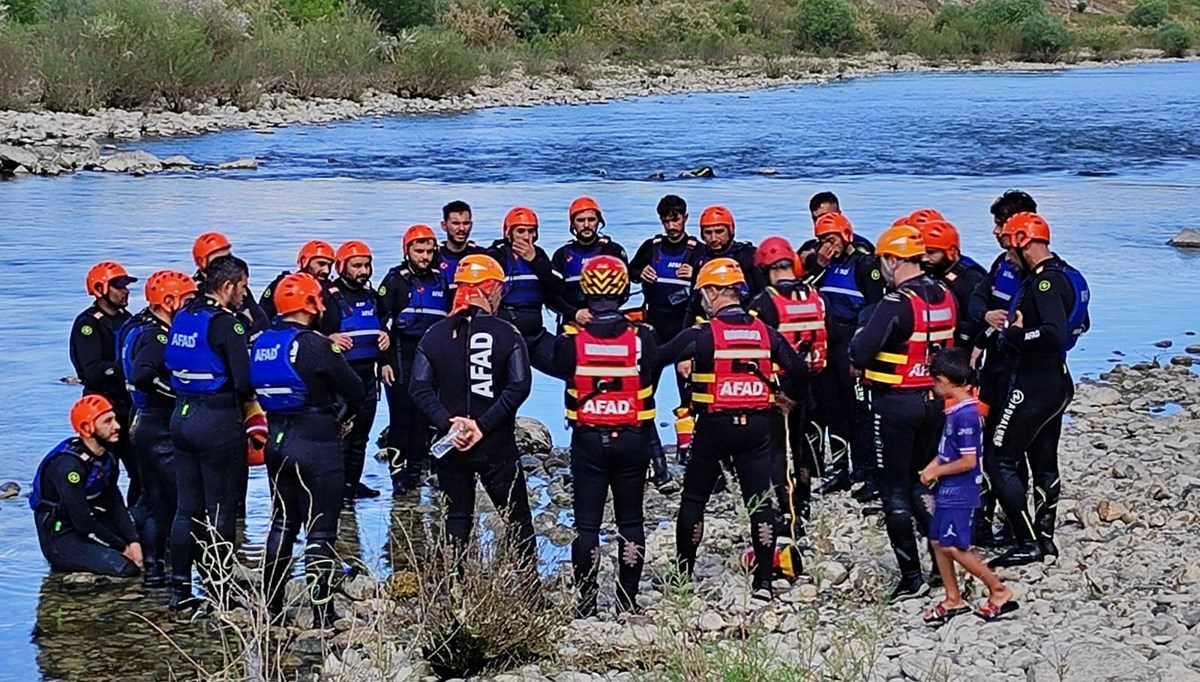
[959,254,983,272]
[332,287,383,363]
[118,314,153,409]
[645,236,696,309]
[392,269,449,340]
[990,258,1022,310]
[1007,262,1090,352]
[165,305,227,395]
[29,438,115,512]
[557,239,615,309]
[436,243,479,291]
[819,256,867,324]
[250,326,307,412]
[502,250,544,309]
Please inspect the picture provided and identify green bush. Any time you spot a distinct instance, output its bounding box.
[5,0,42,23]
[791,0,861,53]
[1126,0,1169,27]
[1018,13,1072,61]
[359,0,440,33]
[388,27,481,98]
[500,0,601,37]
[1076,22,1127,58]
[244,7,384,99]
[277,0,344,23]
[968,0,1047,27]
[0,25,37,109]
[1155,20,1195,54]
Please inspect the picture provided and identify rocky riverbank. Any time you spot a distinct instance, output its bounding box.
[1,51,1192,178]
[282,360,1200,682]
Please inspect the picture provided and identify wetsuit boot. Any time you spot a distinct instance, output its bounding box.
[987,510,1045,568]
[1035,497,1060,558]
[648,431,677,494]
[143,560,168,588]
[169,581,204,612]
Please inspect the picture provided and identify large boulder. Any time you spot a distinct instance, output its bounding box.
[1168,228,1200,248]
[514,416,552,455]
[97,150,163,174]
[0,143,39,173]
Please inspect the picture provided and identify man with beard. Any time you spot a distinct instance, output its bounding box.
[486,207,560,369]
[260,240,339,333]
[435,200,485,292]
[191,232,269,338]
[687,206,763,314]
[71,262,138,505]
[31,396,143,577]
[328,240,390,506]
[915,218,986,347]
[379,225,450,494]
[549,197,629,330]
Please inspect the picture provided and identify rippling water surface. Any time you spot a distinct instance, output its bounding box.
[2,61,1199,681]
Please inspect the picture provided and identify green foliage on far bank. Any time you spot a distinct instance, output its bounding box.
[0,0,1196,113]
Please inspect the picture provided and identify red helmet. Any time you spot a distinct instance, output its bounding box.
[920,220,961,259]
[579,255,629,297]
[754,236,797,270]
[403,224,438,253]
[145,270,198,310]
[503,207,539,238]
[192,232,232,269]
[71,395,114,437]
[814,212,853,242]
[86,261,136,297]
[297,240,335,271]
[1002,212,1052,249]
[274,273,325,316]
[334,240,372,273]
[699,205,735,235]
[907,208,945,226]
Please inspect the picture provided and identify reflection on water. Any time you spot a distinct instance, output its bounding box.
[3,61,1200,681]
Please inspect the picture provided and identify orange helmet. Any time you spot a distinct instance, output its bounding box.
[503,206,539,238]
[906,208,945,226]
[699,205,736,235]
[273,273,325,316]
[71,394,114,437]
[403,224,438,253]
[696,257,746,289]
[875,224,926,259]
[145,270,198,309]
[86,261,136,297]
[335,240,372,273]
[455,254,506,285]
[920,220,961,259]
[579,255,629,297]
[192,232,232,269]
[569,196,604,225]
[297,240,335,270]
[1002,212,1051,249]
[754,236,797,270]
[814,212,853,242]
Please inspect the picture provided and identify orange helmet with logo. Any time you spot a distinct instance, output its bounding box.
[192,232,232,269]
[696,257,746,289]
[1002,212,1051,249]
[503,207,539,238]
[145,270,198,310]
[297,240,335,270]
[699,205,736,235]
[920,220,961,259]
[334,240,372,273]
[875,224,926,259]
[71,395,114,437]
[274,273,325,316]
[455,254,506,285]
[579,255,629,297]
[814,212,853,242]
[86,261,136,297]
[907,208,945,226]
[403,224,438,253]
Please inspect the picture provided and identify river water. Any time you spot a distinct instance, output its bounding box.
[2,61,1199,681]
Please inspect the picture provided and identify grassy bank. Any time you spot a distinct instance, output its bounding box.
[0,0,1198,113]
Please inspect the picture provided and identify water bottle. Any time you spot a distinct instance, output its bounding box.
[430,423,465,459]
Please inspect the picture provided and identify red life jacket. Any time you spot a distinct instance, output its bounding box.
[864,286,956,389]
[692,317,776,412]
[567,325,654,427]
[768,285,827,373]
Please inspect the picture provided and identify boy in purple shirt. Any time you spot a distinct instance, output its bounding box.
[919,348,1017,625]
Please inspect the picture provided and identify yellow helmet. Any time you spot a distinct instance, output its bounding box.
[875,224,926,259]
[696,258,746,289]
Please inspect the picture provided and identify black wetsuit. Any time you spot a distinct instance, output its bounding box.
[849,275,951,582]
[658,304,806,590]
[991,256,1085,554]
[328,275,385,504]
[486,239,559,374]
[630,234,703,397]
[165,296,253,600]
[548,236,629,328]
[409,306,536,563]
[32,439,139,577]
[253,320,365,623]
[932,257,987,348]
[549,311,659,613]
[259,271,339,334]
[124,309,177,580]
[70,303,136,505]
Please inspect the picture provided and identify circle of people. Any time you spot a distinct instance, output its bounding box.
[37,189,1089,627]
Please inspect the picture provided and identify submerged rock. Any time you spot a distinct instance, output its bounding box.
[218,157,258,170]
[0,481,20,499]
[1167,228,1200,248]
[97,150,163,174]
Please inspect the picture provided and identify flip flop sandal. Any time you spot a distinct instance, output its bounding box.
[923,602,972,626]
[975,599,1020,622]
